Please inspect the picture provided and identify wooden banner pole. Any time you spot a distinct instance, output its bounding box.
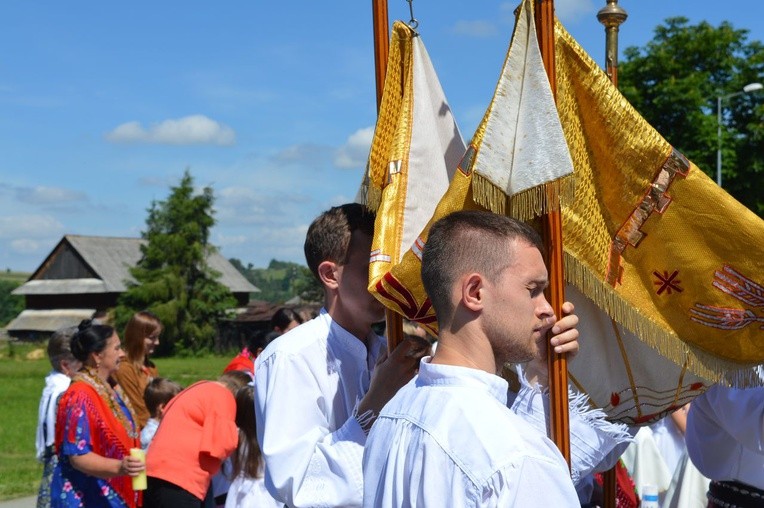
[535,0,572,467]
[370,0,405,352]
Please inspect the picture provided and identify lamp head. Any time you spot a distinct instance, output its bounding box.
[742,83,763,93]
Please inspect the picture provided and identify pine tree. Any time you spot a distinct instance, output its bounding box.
[116,170,236,354]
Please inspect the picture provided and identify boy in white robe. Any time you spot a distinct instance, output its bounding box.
[254,204,430,508]
[363,210,583,507]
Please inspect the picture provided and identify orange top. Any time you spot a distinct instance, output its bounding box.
[146,381,238,500]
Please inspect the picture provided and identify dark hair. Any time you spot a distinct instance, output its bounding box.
[143,377,183,418]
[270,308,303,333]
[303,203,375,280]
[231,385,262,479]
[47,326,78,371]
[70,319,116,363]
[422,210,543,325]
[246,330,281,354]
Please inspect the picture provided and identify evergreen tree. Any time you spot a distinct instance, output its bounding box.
[619,17,764,216]
[0,279,24,327]
[116,170,236,354]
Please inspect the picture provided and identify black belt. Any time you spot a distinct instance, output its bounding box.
[708,480,764,508]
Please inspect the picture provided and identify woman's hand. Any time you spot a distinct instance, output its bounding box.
[118,455,146,477]
[70,451,145,478]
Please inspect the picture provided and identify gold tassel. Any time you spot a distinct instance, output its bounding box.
[471,173,576,221]
[471,173,507,215]
[365,184,383,214]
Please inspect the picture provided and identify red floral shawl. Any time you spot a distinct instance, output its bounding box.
[55,381,140,508]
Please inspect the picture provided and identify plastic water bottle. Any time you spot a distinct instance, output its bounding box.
[640,484,659,508]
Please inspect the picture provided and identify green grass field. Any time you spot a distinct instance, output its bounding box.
[0,271,31,283]
[0,340,231,501]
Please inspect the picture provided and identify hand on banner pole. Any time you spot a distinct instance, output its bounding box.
[526,301,579,387]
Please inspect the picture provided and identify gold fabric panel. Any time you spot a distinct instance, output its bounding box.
[555,21,764,380]
[363,21,414,213]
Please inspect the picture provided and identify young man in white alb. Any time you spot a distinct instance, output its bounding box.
[363,210,584,507]
[254,203,430,508]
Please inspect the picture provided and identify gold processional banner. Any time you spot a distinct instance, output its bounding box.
[364,3,764,424]
[555,20,764,423]
[366,0,572,331]
[361,21,465,280]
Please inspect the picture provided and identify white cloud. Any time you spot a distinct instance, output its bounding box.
[554,0,595,23]
[106,115,236,146]
[15,186,86,205]
[10,238,44,253]
[0,215,64,239]
[451,20,499,38]
[273,144,332,166]
[334,127,374,170]
[214,233,248,247]
[0,215,64,266]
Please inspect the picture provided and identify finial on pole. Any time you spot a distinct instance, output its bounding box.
[596,0,627,86]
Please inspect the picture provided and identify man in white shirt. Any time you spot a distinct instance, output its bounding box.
[686,375,764,508]
[254,203,430,508]
[363,210,581,507]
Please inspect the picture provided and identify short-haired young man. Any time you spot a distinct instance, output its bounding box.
[254,203,430,507]
[363,210,583,506]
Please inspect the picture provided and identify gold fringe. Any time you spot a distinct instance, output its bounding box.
[563,251,763,388]
[365,183,382,213]
[471,172,507,215]
[471,173,576,221]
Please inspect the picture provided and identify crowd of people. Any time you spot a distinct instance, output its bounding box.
[34,203,763,507]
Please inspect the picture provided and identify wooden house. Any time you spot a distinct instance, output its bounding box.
[7,235,258,340]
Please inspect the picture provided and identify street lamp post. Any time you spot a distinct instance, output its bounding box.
[716,82,763,187]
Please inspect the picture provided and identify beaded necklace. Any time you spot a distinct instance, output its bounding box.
[73,367,139,439]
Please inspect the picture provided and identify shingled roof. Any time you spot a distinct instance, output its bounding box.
[13,234,258,295]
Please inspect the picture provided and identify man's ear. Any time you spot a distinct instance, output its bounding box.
[317,260,339,289]
[461,273,485,312]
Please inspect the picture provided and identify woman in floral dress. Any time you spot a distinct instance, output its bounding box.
[51,320,145,508]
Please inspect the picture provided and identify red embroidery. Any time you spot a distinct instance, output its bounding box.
[691,265,764,330]
[375,273,436,326]
[653,270,683,295]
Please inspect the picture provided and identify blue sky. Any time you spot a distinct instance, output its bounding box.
[2,1,762,273]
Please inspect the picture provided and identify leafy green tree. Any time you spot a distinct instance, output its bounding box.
[619,17,764,216]
[0,280,24,327]
[229,258,322,304]
[116,170,236,355]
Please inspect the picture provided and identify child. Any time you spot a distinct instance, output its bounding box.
[141,377,183,449]
[225,385,283,508]
[144,370,251,508]
[35,326,82,508]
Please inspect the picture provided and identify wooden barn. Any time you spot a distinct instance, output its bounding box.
[6,235,259,340]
